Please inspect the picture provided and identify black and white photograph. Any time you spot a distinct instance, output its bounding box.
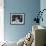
[10,13,25,25]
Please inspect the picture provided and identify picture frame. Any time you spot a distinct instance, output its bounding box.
[10,13,25,25]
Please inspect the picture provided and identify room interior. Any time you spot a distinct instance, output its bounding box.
[0,0,46,46]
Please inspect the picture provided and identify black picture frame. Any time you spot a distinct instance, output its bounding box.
[10,13,25,25]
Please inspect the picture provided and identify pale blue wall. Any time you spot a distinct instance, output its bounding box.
[4,0,40,42]
[40,0,46,27]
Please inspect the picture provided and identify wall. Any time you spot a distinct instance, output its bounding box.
[40,0,46,27]
[4,0,40,42]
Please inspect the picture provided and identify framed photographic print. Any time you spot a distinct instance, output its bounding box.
[10,13,25,25]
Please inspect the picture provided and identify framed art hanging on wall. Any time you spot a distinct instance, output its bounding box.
[10,13,25,25]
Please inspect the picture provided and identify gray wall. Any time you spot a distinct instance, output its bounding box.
[4,0,40,42]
